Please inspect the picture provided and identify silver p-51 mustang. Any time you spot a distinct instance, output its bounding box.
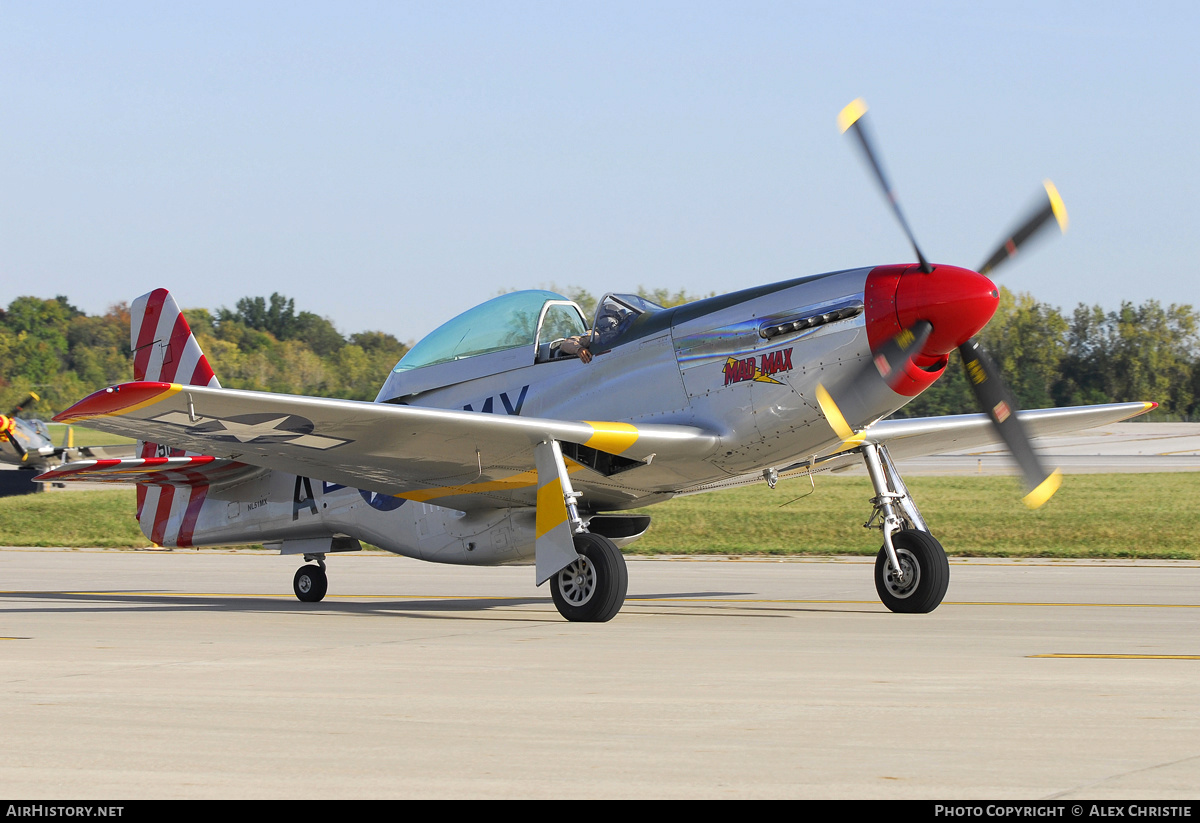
[38,101,1153,620]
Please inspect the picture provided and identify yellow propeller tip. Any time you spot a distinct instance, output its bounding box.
[1043,180,1068,233]
[816,383,859,444]
[1022,468,1063,509]
[838,98,868,134]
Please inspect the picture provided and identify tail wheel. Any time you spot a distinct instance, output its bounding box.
[874,529,949,614]
[293,564,328,603]
[550,532,628,622]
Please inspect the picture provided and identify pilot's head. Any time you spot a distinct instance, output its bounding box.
[596,305,628,333]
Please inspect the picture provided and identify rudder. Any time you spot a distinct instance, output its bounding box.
[129,289,221,545]
[131,289,220,388]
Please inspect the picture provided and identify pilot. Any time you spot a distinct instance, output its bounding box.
[559,333,594,363]
[559,302,636,363]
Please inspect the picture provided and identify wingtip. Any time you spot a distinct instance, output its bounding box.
[1022,468,1063,510]
[838,98,868,134]
[53,382,181,423]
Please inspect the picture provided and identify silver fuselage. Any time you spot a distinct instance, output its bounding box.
[156,267,912,564]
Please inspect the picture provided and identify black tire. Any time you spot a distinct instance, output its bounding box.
[293,564,328,603]
[874,529,949,614]
[550,533,628,622]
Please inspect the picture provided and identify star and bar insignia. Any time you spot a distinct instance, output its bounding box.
[150,411,351,450]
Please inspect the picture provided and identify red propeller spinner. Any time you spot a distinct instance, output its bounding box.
[864,263,1000,396]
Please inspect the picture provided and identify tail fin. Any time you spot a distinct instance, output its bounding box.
[129,289,221,544]
[131,289,220,388]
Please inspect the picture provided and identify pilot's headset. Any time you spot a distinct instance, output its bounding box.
[596,307,619,332]
[594,304,626,343]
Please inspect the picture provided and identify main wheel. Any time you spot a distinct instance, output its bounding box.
[550,533,628,622]
[874,529,949,614]
[293,564,328,603]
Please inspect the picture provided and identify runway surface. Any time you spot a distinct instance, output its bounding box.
[2,549,1198,799]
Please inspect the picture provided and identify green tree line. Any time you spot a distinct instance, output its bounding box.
[0,293,409,415]
[1,288,1197,420]
[898,289,1200,420]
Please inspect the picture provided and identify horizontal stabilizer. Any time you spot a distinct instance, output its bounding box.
[35,455,263,488]
[70,443,140,461]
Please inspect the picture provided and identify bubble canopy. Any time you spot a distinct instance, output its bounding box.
[394,290,587,373]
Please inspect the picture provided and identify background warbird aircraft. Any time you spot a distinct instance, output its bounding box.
[0,392,129,472]
[0,393,58,468]
[39,100,1153,621]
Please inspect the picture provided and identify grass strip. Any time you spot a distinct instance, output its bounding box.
[1,473,1195,558]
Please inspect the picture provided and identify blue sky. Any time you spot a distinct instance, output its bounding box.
[3,1,1197,344]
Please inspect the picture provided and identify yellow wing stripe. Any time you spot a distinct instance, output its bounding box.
[396,469,541,503]
[395,463,585,504]
[583,421,639,454]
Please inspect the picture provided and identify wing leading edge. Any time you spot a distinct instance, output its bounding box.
[672,401,1157,496]
[51,381,722,510]
[863,401,1157,462]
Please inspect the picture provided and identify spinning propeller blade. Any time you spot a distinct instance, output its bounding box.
[978,181,1069,276]
[817,321,933,447]
[6,392,39,419]
[815,384,862,447]
[838,98,931,273]
[957,338,1061,508]
[839,99,1068,506]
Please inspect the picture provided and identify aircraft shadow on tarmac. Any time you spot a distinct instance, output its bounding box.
[0,589,882,618]
[1,590,547,619]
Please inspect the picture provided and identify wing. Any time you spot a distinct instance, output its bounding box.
[673,401,1156,496]
[52,381,721,510]
[863,402,1156,462]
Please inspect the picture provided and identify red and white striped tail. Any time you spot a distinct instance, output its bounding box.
[131,288,220,387]
[129,289,222,546]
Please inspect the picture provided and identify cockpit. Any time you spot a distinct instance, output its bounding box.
[589,293,665,351]
[393,290,588,373]
[378,290,667,401]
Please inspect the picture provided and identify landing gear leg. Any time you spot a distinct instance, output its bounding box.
[861,443,948,613]
[534,439,629,622]
[293,554,328,603]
